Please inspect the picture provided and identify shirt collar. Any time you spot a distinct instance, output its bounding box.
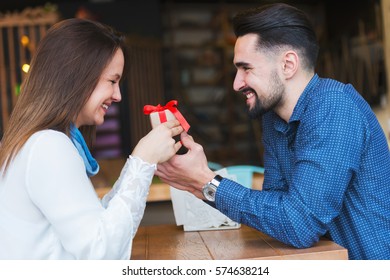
[289,74,319,122]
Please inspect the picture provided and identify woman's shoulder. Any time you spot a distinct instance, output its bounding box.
[25,129,75,155]
[29,129,70,142]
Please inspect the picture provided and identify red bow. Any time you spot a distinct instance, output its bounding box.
[143,100,190,132]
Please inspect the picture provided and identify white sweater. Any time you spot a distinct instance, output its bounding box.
[0,130,155,259]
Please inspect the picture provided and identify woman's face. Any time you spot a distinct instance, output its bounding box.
[75,48,124,127]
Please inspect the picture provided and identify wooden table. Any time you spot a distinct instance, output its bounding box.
[131,224,348,260]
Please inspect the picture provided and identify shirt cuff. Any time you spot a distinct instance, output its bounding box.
[215,178,251,222]
[129,155,157,171]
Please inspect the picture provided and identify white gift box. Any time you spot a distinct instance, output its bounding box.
[144,100,190,132]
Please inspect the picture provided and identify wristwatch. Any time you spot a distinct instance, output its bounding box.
[202,175,223,202]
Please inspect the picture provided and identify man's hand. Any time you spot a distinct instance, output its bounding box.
[155,132,216,199]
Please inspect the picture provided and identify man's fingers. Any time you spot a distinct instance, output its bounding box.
[156,161,172,175]
[180,132,194,148]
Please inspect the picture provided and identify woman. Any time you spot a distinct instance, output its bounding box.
[0,18,183,259]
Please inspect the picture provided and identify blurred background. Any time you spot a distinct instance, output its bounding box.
[0,0,386,165]
[1,0,389,186]
[1,0,389,225]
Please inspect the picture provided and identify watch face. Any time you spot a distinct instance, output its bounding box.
[203,184,217,202]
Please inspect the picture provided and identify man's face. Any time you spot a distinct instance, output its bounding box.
[233,34,285,119]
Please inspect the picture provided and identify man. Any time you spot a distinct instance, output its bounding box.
[156,3,390,260]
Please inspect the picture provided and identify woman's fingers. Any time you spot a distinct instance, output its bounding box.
[162,120,184,137]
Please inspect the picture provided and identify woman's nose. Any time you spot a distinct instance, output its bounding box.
[113,87,122,102]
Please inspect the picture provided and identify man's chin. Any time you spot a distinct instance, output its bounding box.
[248,107,267,120]
[246,98,268,119]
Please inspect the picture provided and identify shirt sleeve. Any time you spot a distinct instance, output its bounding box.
[25,131,154,259]
[216,90,368,248]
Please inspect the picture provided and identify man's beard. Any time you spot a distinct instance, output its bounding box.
[247,71,284,119]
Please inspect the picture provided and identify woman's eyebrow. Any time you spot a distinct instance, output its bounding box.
[109,73,121,80]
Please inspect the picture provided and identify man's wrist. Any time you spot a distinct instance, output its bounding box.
[197,170,216,191]
[202,174,223,202]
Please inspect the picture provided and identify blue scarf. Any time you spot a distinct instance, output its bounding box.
[70,124,99,177]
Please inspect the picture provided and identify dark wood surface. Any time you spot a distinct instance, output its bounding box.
[131,224,348,260]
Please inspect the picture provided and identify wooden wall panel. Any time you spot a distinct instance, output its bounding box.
[125,38,165,150]
[0,13,59,137]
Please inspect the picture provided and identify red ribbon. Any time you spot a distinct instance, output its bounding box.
[143,100,190,132]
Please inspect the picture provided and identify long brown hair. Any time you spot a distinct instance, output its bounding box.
[0,18,127,173]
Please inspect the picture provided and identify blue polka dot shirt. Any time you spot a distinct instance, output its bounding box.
[215,74,390,260]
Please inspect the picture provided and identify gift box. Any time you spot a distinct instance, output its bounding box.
[143,100,190,132]
[149,109,176,129]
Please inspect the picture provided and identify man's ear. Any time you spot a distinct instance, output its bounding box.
[281,50,299,79]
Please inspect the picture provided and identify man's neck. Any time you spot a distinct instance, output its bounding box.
[275,71,314,122]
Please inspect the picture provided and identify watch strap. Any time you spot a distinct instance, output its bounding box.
[210,174,223,187]
[202,175,223,202]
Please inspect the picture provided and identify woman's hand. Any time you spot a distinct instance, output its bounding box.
[131,120,183,164]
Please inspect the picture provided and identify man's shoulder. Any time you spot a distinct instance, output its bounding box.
[314,78,352,98]
[310,78,367,110]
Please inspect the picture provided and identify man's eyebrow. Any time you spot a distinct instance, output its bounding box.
[234,61,251,68]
